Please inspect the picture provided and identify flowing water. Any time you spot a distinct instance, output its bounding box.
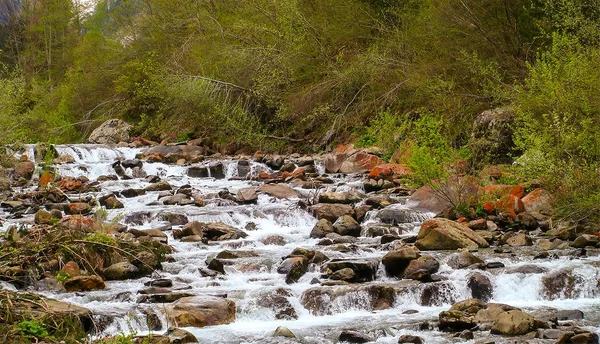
[2,144,600,343]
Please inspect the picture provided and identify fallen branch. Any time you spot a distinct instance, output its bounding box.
[263,135,306,143]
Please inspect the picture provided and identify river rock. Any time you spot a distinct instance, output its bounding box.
[100,195,124,209]
[258,184,299,199]
[404,255,440,281]
[64,275,106,292]
[14,160,35,180]
[289,247,329,264]
[504,232,533,247]
[415,218,489,250]
[467,272,493,302]
[144,181,172,192]
[277,256,308,283]
[333,215,362,237]
[439,298,488,331]
[65,202,92,215]
[203,222,248,241]
[35,209,53,224]
[311,203,355,222]
[88,119,132,144]
[382,246,420,278]
[318,191,364,204]
[310,219,335,238]
[165,296,236,327]
[572,234,599,248]
[301,284,395,315]
[398,334,424,343]
[103,262,141,280]
[163,193,192,205]
[325,259,379,283]
[339,330,374,343]
[121,188,146,198]
[237,187,258,204]
[378,207,429,225]
[448,251,485,269]
[273,326,296,338]
[257,288,298,320]
[541,269,580,300]
[490,309,537,336]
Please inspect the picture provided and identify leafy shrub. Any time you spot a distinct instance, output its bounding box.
[17,320,48,338]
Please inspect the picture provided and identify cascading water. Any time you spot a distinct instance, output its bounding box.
[2,144,600,343]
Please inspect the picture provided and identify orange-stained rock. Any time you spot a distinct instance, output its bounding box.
[258,172,272,180]
[39,171,54,186]
[325,145,383,174]
[482,195,524,218]
[521,188,552,219]
[59,177,83,192]
[65,202,92,215]
[339,151,383,174]
[368,164,413,179]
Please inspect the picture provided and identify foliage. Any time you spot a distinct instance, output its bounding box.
[17,320,48,338]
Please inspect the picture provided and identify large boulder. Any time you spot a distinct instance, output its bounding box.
[324,145,383,174]
[521,188,553,220]
[88,119,132,144]
[203,222,248,241]
[415,218,489,250]
[165,296,236,327]
[470,107,516,164]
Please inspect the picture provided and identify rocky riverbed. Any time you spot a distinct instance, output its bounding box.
[1,142,599,343]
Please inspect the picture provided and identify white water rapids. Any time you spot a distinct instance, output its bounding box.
[2,144,600,343]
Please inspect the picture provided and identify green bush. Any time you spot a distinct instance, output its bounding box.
[17,320,48,338]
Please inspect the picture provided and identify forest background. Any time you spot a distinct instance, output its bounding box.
[1,0,600,226]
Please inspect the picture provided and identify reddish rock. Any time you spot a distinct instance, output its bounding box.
[61,261,81,277]
[14,161,35,180]
[59,215,96,231]
[324,145,383,174]
[64,275,105,292]
[39,171,54,186]
[368,163,413,180]
[521,188,552,219]
[65,202,92,215]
